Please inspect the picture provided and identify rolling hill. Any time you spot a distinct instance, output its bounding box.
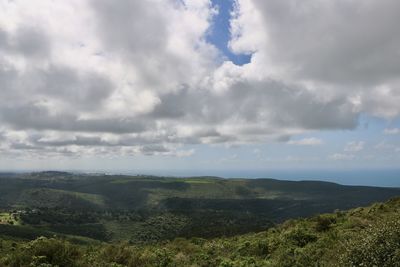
[1,191,399,266]
[0,171,399,244]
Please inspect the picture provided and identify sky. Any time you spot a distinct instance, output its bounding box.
[0,0,399,183]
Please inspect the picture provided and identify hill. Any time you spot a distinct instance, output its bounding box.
[0,172,399,244]
[1,196,400,266]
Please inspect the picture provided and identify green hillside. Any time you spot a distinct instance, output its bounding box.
[0,172,399,244]
[1,197,399,266]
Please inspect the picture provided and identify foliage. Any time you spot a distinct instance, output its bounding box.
[1,173,400,266]
[0,237,81,267]
[340,219,400,267]
[0,197,399,266]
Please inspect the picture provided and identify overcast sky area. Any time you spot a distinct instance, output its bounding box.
[0,0,399,183]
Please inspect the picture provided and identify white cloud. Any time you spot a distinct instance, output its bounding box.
[375,141,393,150]
[231,0,400,118]
[344,141,365,152]
[0,0,399,158]
[287,137,323,146]
[329,153,355,161]
[384,128,400,135]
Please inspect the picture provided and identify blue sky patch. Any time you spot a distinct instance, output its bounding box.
[207,0,251,65]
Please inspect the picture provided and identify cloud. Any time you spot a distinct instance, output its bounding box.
[90,0,218,94]
[375,141,393,150]
[0,104,150,134]
[140,145,194,157]
[218,154,239,163]
[233,0,400,83]
[231,0,400,118]
[329,153,355,161]
[0,0,399,158]
[287,137,323,146]
[384,128,400,135]
[344,141,365,152]
[329,141,364,160]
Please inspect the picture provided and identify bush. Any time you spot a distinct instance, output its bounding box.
[340,219,400,267]
[314,215,336,232]
[284,227,318,247]
[1,237,81,267]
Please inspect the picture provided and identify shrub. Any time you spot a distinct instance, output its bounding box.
[1,237,81,267]
[284,227,318,247]
[314,215,336,232]
[340,219,400,267]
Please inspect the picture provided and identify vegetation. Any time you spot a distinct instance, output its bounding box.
[0,197,399,266]
[0,172,399,266]
[0,172,399,243]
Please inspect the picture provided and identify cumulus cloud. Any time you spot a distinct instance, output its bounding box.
[287,137,323,146]
[0,0,399,158]
[231,0,400,118]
